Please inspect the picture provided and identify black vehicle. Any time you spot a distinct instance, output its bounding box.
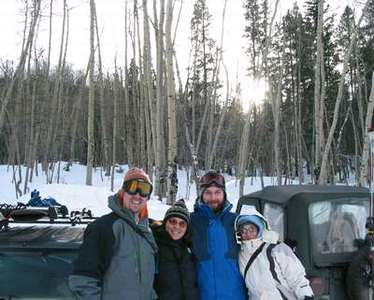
[0,206,91,300]
[236,185,370,300]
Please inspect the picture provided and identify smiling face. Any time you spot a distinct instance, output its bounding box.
[240,223,259,241]
[122,191,148,215]
[202,186,225,212]
[165,217,188,240]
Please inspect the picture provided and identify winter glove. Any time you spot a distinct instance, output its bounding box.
[303,297,314,300]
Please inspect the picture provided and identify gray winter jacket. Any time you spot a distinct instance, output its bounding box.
[69,195,157,300]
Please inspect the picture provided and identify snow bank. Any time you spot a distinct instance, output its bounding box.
[0,162,290,220]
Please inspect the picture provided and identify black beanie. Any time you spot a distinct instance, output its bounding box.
[164,199,190,225]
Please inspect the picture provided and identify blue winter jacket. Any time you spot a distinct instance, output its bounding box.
[190,199,247,300]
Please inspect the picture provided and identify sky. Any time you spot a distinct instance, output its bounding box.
[0,0,359,111]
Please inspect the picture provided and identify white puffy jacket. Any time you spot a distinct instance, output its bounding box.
[238,238,314,300]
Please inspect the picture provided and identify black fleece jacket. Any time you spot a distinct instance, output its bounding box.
[152,224,199,300]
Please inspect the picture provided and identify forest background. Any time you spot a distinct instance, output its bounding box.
[0,0,373,205]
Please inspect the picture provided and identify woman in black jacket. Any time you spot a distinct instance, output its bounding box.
[152,199,199,300]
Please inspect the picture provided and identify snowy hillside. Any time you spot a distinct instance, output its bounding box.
[0,163,290,220]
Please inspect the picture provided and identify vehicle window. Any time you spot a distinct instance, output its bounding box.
[0,250,76,299]
[239,204,257,215]
[309,198,369,254]
[263,203,284,241]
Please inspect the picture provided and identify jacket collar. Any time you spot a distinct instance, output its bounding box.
[194,198,233,218]
[108,194,150,232]
[153,225,186,247]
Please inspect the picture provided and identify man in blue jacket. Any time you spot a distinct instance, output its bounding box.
[190,170,247,300]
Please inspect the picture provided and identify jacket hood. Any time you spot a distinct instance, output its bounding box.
[234,208,268,230]
[235,207,279,243]
[236,215,266,238]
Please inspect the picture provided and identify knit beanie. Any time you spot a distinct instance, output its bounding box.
[124,167,152,185]
[163,199,190,225]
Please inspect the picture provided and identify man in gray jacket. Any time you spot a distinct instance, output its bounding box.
[69,167,158,300]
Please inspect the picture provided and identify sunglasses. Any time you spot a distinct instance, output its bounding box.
[239,224,258,234]
[199,171,225,188]
[167,217,187,228]
[123,179,153,198]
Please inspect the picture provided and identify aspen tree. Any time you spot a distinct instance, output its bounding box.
[154,0,167,200]
[124,0,134,167]
[314,0,325,179]
[92,0,110,174]
[86,0,96,186]
[319,0,370,184]
[165,0,177,205]
[111,63,120,191]
[360,71,374,186]
[0,0,41,133]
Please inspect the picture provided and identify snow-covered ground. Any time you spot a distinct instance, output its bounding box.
[0,162,299,220]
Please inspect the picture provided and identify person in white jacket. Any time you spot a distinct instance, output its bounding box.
[235,209,314,300]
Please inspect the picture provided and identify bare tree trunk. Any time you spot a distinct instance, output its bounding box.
[356,60,366,141]
[30,129,40,182]
[205,0,228,170]
[0,0,41,132]
[93,0,110,174]
[314,0,324,173]
[47,0,53,72]
[134,0,151,171]
[7,104,23,199]
[196,53,220,157]
[39,0,53,175]
[349,109,360,184]
[284,124,291,183]
[86,0,96,185]
[264,0,281,186]
[55,5,70,184]
[296,25,304,183]
[154,0,167,200]
[45,0,67,183]
[238,109,252,197]
[70,63,89,159]
[23,74,37,194]
[206,60,229,169]
[319,50,326,159]
[165,0,177,205]
[130,1,143,167]
[273,75,282,186]
[319,1,369,184]
[23,28,36,193]
[111,65,120,192]
[124,0,134,167]
[182,88,200,196]
[359,71,374,186]
[143,0,157,165]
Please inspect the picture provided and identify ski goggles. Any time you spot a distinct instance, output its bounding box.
[123,179,153,198]
[199,171,225,188]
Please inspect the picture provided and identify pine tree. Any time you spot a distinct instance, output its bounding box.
[187,0,217,169]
